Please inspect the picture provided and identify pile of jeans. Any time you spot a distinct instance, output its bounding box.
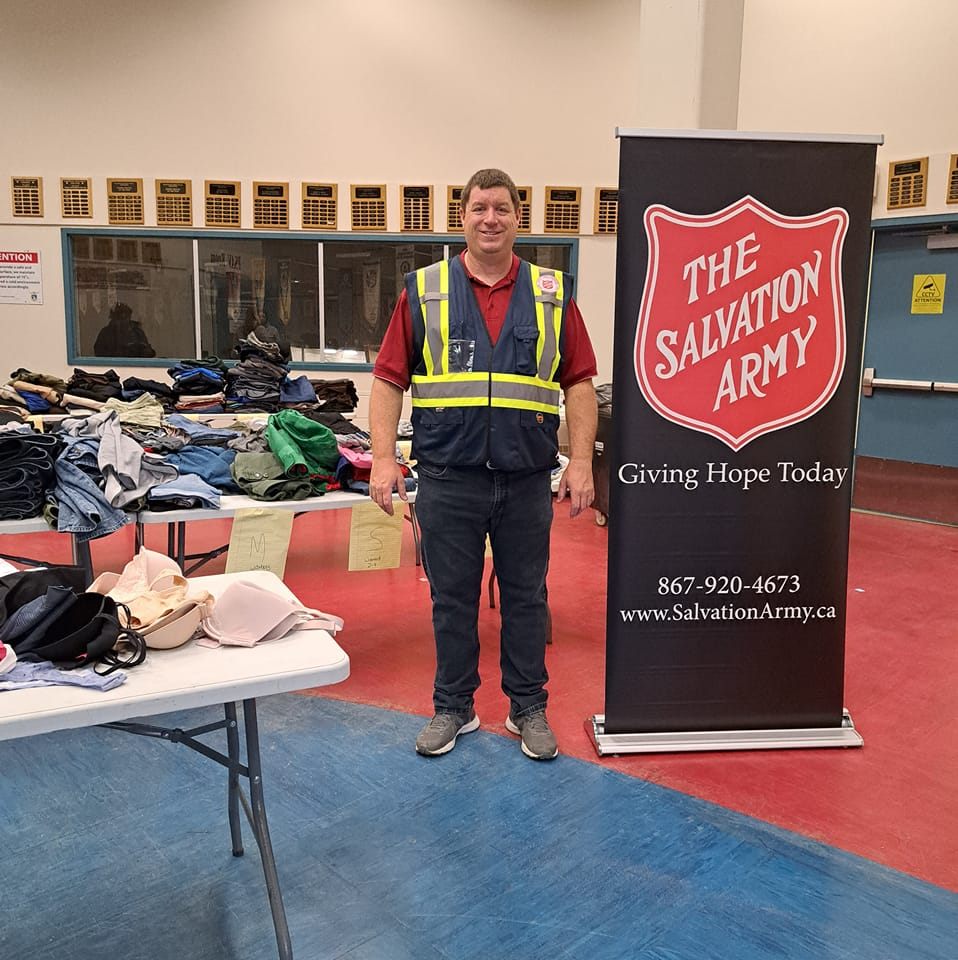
[146,472,221,511]
[46,441,133,542]
[163,413,239,446]
[0,429,61,519]
[162,444,239,492]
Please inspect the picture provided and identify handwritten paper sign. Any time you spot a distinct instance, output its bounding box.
[348,501,404,571]
[225,508,295,577]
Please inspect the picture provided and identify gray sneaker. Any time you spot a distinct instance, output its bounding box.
[415,711,480,756]
[505,710,558,761]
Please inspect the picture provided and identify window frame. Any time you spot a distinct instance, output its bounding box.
[61,227,580,370]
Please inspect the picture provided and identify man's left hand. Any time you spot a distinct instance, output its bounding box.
[556,458,594,518]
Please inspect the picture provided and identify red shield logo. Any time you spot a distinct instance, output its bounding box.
[635,195,849,450]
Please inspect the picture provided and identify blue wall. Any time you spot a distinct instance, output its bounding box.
[857,230,958,467]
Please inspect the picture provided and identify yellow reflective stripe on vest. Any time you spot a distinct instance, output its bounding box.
[416,262,449,376]
[529,265,563,381]
[411,371,560,414]
[491,373,561,413]
[411,371,488,407]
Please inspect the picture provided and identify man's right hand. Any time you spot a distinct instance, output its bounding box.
[370,457,409,516]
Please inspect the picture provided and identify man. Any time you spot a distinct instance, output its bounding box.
[93,302,156,358]
[369,168,598,761]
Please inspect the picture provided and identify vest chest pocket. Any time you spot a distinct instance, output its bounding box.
[415,406,466,465]
[448,339,476,373]
[513,327,539,375]
[419,407,465,429]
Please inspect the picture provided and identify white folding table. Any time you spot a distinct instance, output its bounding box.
[0,570,349,960]
[0,515,95,580]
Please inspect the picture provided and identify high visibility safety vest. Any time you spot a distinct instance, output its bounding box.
[407,256,572,470]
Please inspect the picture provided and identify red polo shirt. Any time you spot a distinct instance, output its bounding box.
[373,253,598,391]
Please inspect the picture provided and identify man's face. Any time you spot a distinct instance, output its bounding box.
[461,186,518,260]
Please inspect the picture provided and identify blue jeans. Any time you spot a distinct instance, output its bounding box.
[415,463,553,719]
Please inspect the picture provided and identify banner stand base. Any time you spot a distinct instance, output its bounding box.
[587,710,863,756]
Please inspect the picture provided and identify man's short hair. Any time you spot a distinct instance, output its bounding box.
[461,169,520,213]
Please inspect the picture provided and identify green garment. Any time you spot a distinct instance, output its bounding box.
[265,409,340,491]
[230,452,313,501]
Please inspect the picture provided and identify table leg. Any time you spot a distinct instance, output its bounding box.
[407,503,421,566]
[243,698,293,960]
[176,521,186,569]
[224,702,244,857]
[100,705,294,959]
[72,537,94,584]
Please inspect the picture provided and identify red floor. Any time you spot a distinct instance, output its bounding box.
[5,505,956,891]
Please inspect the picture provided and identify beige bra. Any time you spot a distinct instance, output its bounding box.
[89,547,212,636]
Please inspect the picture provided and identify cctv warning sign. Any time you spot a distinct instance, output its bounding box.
[911,273,945,314]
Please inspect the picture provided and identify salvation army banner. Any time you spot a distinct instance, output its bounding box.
[596,130,881,750]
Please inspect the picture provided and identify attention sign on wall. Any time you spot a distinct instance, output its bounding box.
[0,251,43,305]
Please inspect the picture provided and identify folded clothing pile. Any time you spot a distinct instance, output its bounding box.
[239,327,290,363]
[121,376,176,409]
[226,332,289,412]
[279,375,318,406]
[102,393,166,429]
[164,413,239,446]
[147,472,221,511]
[0,429,61,519]
[174,391,226,414]
[67,368,123,402]
[309,378,359,412]
[168,360,227,408]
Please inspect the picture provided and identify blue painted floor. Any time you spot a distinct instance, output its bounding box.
[1,695,955,960]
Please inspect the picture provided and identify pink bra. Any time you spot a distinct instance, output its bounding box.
[197,579,343,647]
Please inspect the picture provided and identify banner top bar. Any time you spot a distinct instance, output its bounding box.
[615,127,884,145]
